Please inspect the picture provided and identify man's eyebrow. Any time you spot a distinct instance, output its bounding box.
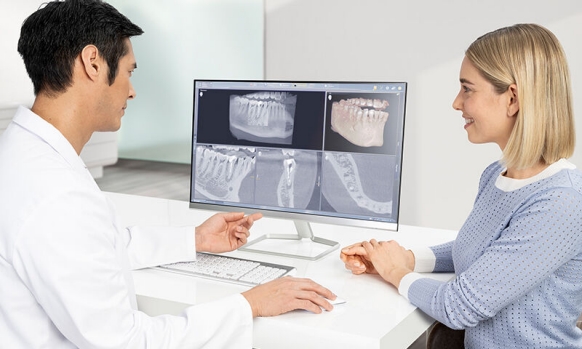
[460,78,474,85]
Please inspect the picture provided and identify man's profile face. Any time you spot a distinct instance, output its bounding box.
[94,38,137,132]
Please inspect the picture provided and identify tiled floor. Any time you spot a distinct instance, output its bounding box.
[95,158,191,201]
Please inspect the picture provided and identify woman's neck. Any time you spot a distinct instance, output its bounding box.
[504,161,550,179]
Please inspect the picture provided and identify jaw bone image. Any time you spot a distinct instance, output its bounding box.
[331,98,389,147]
[254,149,319,209]
[194,145,256,203]
[229,92,297,145]
[322,152,393,216]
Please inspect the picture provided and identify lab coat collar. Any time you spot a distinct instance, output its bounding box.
[12,106,90,176]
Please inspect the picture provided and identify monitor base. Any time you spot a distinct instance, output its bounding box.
[238,220,340,261]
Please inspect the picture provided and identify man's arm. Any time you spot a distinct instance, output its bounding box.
[15,188,253,348]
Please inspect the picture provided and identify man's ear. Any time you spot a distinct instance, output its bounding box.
[80,45,102,81]
[507,83,519,117]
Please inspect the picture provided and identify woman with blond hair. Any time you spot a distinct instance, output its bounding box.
[341,23,582,348]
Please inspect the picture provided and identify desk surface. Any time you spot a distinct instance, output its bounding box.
[106,192,457,349]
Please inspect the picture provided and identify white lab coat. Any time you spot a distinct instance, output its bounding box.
[0,107,253,348]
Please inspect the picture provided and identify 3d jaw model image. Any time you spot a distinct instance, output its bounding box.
[229,92,297,145]
[330,98,389,147]
[194,145,256,202]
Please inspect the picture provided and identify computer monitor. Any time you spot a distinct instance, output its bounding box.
[190,80,407,260]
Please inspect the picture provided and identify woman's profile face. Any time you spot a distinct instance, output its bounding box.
[452,57,517,150]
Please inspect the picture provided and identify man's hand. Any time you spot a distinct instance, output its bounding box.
[195,212,263,253]
[242,277,336,317]
[340,242,378,275]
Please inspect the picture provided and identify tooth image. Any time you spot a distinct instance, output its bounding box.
[194,145,255,202]
[253,149,319,209]
[229,91,297,145]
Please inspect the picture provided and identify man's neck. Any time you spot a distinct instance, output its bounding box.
[31,93,93,155]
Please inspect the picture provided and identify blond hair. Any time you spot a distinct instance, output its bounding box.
[465,23,574,169]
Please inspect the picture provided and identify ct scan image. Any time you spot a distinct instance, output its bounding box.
[321,152,396,218]
[229,91,297,145]
[254,148,321,210]
[193,144,257,204]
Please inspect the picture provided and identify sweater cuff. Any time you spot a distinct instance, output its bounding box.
[398,272,426,300]
[411,246,436,272]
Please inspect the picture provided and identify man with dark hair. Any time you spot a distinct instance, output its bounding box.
[0,1,336,347]
[18,0,144,95]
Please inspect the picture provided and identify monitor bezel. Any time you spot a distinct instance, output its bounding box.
[189,79,407,233]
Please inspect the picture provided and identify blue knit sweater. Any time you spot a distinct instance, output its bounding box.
[407,160,582,348]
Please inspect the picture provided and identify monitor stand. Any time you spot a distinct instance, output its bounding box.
[238,220,340,261]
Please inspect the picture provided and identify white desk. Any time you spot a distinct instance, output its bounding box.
[106,192,457,349]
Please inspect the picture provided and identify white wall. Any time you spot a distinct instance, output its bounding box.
[0,0,264,164]
[3,1,582,231]
[109,0,264,163]
[264,0,582,230]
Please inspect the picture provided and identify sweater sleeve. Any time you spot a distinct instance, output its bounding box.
[406,186,582,330]
[410,240,456,273]
[429,241,455,272]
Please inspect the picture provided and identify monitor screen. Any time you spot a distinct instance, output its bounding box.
[190,80,407,254]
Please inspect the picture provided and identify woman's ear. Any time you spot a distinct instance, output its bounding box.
[507,83,519,117]
[79,45,101,81]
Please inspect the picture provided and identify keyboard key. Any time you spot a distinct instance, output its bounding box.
[157,252,296,287]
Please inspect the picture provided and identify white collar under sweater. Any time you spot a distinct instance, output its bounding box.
[495,158,577,192]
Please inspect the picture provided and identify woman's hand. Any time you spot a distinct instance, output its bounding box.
[360,239,415,288]
[340,241,378,275]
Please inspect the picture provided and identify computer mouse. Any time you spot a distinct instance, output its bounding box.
[329,297,347,305]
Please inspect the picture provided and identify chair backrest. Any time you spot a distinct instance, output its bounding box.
[426,322,465,349]
[427,313,582,349]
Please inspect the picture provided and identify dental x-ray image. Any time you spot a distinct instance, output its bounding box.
[229,91,297,145]
[195,88,326,150]
[194,144,257,204]
[321,152,395,218]
[254,148,321,210]
[191,80,407,228]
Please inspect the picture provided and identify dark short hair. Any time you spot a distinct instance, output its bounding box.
[18,0,144,96]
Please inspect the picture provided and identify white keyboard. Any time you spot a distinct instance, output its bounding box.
[157,252,296,287]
